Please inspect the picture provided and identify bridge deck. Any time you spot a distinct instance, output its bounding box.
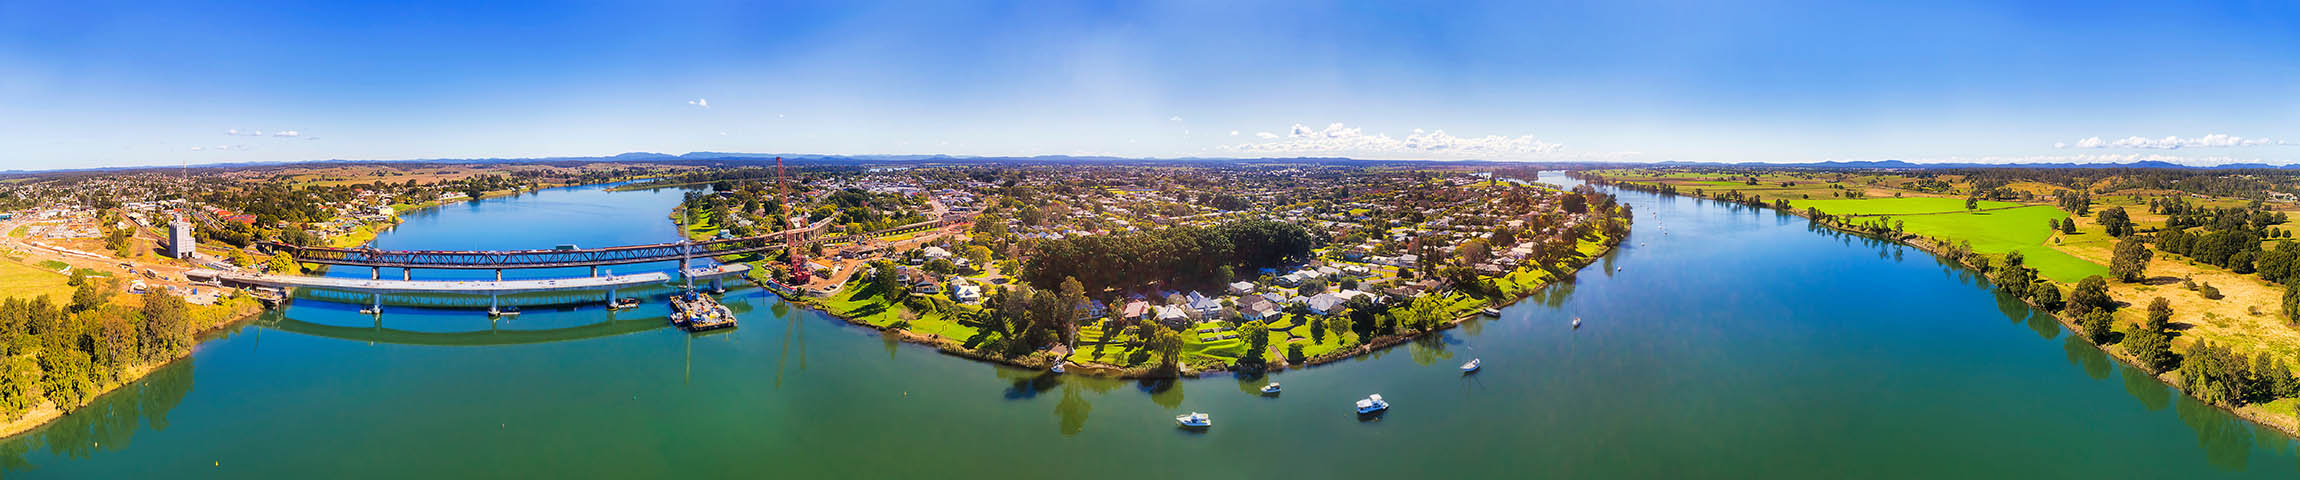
[207,264,749,294]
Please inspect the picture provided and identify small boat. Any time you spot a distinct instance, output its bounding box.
[490,306,521,317]
[608,298,641,310]
[1480,307,1502,317]
[1572,317,1582,329]
[1355,394,1389,415]
[1176,412,1212,429]
[359,307,379,315]
[1260,382,1282,395]
[1051,363,1066,374]
[1460,358,1482,373]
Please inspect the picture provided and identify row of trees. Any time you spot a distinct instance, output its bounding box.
[0,290,196,421]
[1019,219,1315,294]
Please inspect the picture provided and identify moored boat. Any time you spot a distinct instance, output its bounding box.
[1355,394,1389,415]
[1176,412,1212,429]
[1460,358,1481,373]
[1480,307,1502,317]
[1260,382,1281,395]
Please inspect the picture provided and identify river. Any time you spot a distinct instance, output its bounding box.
[3,174,2296,478]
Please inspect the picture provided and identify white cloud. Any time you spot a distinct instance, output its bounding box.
[1845,153,2258,166]
[1224,123,1567,158]
[1169,116,1183,122]
[225,128,265,136]
[1229,130,1239,136]
[688,98,710,108]
[272,130,300,137]
[189,146,203,151]
[2058,134,2277,149]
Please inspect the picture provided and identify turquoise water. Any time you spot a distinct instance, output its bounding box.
[4,175,2297,478]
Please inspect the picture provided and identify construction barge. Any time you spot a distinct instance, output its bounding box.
[668,291,738,332]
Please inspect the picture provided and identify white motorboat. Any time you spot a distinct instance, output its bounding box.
[1176,412,1212,429]
[359,307,379,315]
[1355,394,1389,415]
[1460,358,1481,373]
[1051,363,1066,374]
[1572,317,1582,329]
[1480,307,1502,317]
[1260,382,1282,395]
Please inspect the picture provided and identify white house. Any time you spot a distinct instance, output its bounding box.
[950,284,983,304]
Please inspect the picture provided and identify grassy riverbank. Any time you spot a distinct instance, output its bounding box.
[782,229,1619,379]
[1597,172,2300,439]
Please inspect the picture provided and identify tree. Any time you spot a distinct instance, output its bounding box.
[70,280,107,313]
[1321,316,1350,344]
[2030,283,2062,311]
[267,252,299,274]
[2145,297,2172,332]
[2081,310,2114,344]
[141,291,194,363]
[2108,237,2152,282]
[1148,324,1184,369]
[2098,207,2134,237]
[963,245,993,268]
[1965,196,1979,210]
[2067,276,2112,317]
[2286,283,2300,325]
[2125,326,2175,373]
[1241,321,1269,362]
[1297,278,1327,297]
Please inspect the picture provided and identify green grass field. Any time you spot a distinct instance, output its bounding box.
[1791,197,2019,216]
[813,282,981,341]
[1886,205,2108,282]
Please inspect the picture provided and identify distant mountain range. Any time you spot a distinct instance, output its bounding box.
[7,152,2296,175]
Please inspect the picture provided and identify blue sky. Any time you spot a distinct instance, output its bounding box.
[2,0,2295,170]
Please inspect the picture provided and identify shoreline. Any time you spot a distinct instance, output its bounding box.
[777,235,1620,380]
[1596,178,2300,440]
[0,298,266,440]
[0,181,607,441]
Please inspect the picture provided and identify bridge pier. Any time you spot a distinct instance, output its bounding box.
[371,293,381,313]
[403,268,411,281]
[495,269,503,282]
[590,266,598,277]
[371,267,379,280]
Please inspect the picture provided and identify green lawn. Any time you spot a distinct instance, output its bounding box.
[1791,197,2020,216]
[1887,205,2108,282]
[813,281,982,341]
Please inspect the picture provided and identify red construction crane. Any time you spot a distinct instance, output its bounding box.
[778,157,810,284]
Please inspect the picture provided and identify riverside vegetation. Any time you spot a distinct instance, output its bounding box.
[1586,167,2300,435]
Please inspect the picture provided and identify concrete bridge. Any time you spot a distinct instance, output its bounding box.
[265,217,960,275]
[197,264,751,313]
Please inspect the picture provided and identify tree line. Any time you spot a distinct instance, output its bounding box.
[1018,219,1316,294]
[0,288,197,422]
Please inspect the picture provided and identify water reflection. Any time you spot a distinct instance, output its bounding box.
[2062,335,2112,380]
[0,358,195,475]
[2176,396,2255,471]
[1407,334,1458,367]
[2122,366,2171,411]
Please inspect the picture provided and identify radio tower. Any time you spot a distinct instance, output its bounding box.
[778,157,809,284]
